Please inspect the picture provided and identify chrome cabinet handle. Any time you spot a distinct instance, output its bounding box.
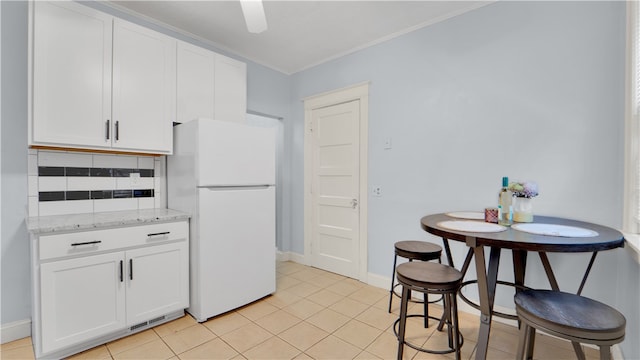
[70,240,102,247]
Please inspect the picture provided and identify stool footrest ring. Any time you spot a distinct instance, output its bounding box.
[393,314,464,355]
[458,279,531,321]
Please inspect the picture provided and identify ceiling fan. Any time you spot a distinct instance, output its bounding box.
[239,0,268,34]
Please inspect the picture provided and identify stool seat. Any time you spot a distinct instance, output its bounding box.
[389,241,443,314]
[514,290,626,360]
[396,261,463,290]
[395,241,442,261]
[395,261,463,360]
[515,290,626,341]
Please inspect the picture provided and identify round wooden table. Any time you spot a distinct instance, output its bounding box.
[420,213,625,360]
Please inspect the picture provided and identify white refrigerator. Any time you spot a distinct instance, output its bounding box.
[167,118,276,322]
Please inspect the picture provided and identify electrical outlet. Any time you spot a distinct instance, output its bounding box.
[384,137,392,149]
[372,186,382,197]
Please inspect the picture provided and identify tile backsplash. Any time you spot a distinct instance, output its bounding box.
[28,150,166,217]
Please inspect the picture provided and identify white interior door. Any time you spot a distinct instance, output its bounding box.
[310,100,360,278]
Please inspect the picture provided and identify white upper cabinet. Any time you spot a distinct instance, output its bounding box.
[177,41,247,124]
[177,41,216,123]
[31,1,113,148]
[30,2,175,155]
[31,1,247,152]
[214,53,247,122]
[112,19,175,153]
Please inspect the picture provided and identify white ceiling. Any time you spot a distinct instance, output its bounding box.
[106,1,491,74]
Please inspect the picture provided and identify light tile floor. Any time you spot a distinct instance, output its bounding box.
[1,261,601,360]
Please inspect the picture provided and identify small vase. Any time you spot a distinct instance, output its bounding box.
[513,197,534,223]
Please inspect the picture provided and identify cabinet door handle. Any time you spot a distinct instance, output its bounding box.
[119,260,123,282]
[129,259,133,280]
[115,121,120,141]
[70,240,102,247]
[106,120,110,140]
[147,231,170,237]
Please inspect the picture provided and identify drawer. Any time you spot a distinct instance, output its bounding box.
[39,221,188,261]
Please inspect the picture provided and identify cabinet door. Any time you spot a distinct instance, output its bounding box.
[177,41,215,123]
[112,19,175,154]
[40,252,126,354]
[214,54,247,122]
[31,1,112,148]
[125,241,189,326]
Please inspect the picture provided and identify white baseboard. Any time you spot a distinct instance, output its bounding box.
[276,251,307,265]
[1,319,31,344]
[611,344,623,360]
[365,271,389,289]
[276,250,290,262]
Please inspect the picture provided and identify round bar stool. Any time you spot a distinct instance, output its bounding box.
[388,241,443,325]
[394,261,463,360]
[514,290,626,360]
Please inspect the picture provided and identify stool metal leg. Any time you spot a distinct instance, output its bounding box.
[451,292,461,360]
[397,285,410,360]
[572,341,586,360]
[600,345,611,360]
[516,322,529,359]
[445,293,453,349]
[388,254,398,313]
[423,292,428,328]
[526,327,536,360]
[526,327,537,360]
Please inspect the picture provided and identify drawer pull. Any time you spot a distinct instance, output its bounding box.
[119,260,123,282]
[147,231,170,237]
[70,240,102,247]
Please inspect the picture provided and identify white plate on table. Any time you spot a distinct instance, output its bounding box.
[445,211,485,220]
[511,223,599,237]
[437,220,507,233]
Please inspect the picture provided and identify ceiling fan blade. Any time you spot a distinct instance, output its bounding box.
[240,0,268,34]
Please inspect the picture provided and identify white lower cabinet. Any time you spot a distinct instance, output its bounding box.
[40,252,126,354]
[125,242,189,326]
[32,221,189,359]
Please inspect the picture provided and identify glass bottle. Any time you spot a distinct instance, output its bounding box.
[498,176,513,226]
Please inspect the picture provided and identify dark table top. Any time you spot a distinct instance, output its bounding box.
[420,213,625,253]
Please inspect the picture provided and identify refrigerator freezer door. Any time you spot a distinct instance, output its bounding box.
[196,119,275,187]
[191,186,276,320]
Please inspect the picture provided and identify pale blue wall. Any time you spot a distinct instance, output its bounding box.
[290,1,635,358]
[1,0,30,326]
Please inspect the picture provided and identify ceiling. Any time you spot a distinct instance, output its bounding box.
[106,1,491,74]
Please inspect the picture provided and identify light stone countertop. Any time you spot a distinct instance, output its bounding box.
[26,208,190,234]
